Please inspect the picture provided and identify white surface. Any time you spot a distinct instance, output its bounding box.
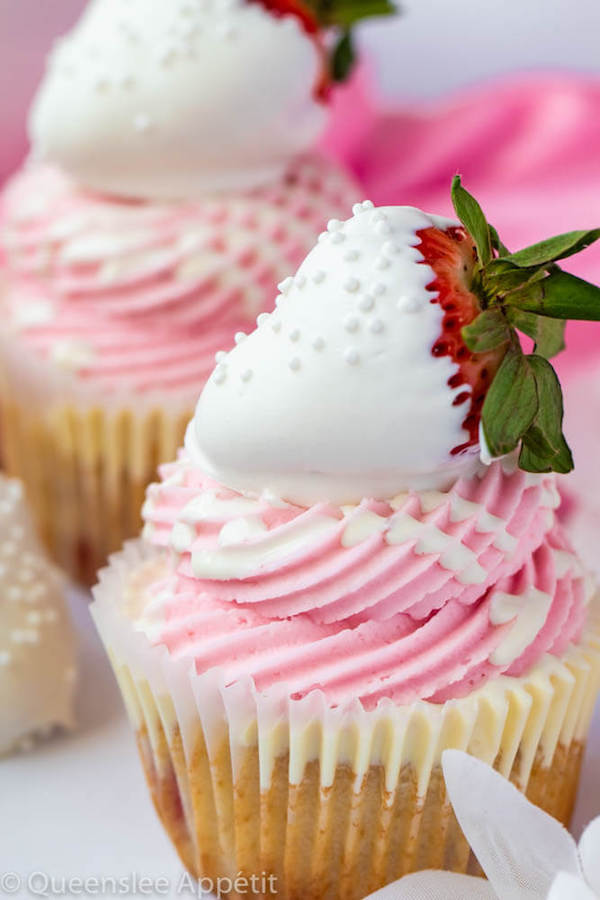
[0,590,185,898]
[1,581,599,898]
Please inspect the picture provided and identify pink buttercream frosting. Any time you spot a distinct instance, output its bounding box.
[137,456,590,708]
[0,157,357,393]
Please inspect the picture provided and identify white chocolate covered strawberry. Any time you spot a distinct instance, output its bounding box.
[30,0,393,199]
[187,178,600,504]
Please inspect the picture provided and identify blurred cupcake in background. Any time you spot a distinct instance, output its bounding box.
[0,474,76,756]
[0,0,392,583]
[92,184,600,894]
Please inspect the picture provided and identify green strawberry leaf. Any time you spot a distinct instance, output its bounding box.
[506,229,600,268]
[481,346,538,457]
[331,30,355,82]
[509,269,600,320]
[444,176,600,477]
[507,308,566,359]
[485,260,548,295]
[462,309,511,353]
[489,224,510,257]
[317,0,396,29]
[319,0,396,81]
[518,356,573,473]
[451,175,493,267]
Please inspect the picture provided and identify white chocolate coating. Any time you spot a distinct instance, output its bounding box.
[0,478,76,755]
[29,0,327,199]
[187,203,480,505]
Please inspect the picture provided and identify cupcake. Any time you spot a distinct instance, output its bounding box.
[92,180,600,895]
[0,474,76,755]
[0,0,393,583]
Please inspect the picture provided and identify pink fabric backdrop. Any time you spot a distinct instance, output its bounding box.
[323,70,600,377]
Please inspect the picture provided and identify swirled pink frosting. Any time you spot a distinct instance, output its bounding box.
[138,456,590,708]
[0,158,357,392]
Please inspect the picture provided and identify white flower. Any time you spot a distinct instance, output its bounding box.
[365,750,600,900]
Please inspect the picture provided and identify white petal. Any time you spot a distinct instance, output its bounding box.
[364,871,498,900]
[442,750,581,900]
[547,872,598,900]
[579,817,600,894]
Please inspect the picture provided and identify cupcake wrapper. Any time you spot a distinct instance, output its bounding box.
[0,340,195,583]
[92,542,600,899]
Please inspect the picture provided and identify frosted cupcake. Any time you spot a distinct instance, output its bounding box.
[92,180,600,894]
[0,475,76,755]
[0,0,393,583]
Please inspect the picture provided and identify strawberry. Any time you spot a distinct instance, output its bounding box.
[417,224,503,456]
[249,0,396,90]
[252,0,320,33]
[443,176,600,475]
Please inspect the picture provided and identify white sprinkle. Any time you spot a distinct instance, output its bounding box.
[256,313,270,326]
[215,350,227,363]
[215,22,236,39]
[241,369,253,383]
[27,611,42,625]
[376,221,393,236]
[399,296,422,314]
[181,23,200,39]
[312,270,326,284]
[327,219,343,232]
[344,277,360,293]
[289,328,301,342]
[375,256,390,270]
[157,45,178,65]
[370,319,385,334]
[272,320,282,333]
[361,200,375,211]
[133,113,152,133]
[344,249,360,262]
[278,276,294,294]
[295,274,307,289]
[313,336,325,351]
[11,629,39,645]
[345,348,360,365]
[234,331,246,344]
[318,232,328,243]
[289,357,301,371]
[359,295,375,312]
[344,316,359,333]
[213,367,227,385]
[331,232,345,244]
[119,73,134,89]
[352,203,365,216]
[383,241,402,256]
[372,283,386,296]
[93,76,110,92]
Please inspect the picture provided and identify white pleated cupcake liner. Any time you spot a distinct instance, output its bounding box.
[90,540,600,896]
